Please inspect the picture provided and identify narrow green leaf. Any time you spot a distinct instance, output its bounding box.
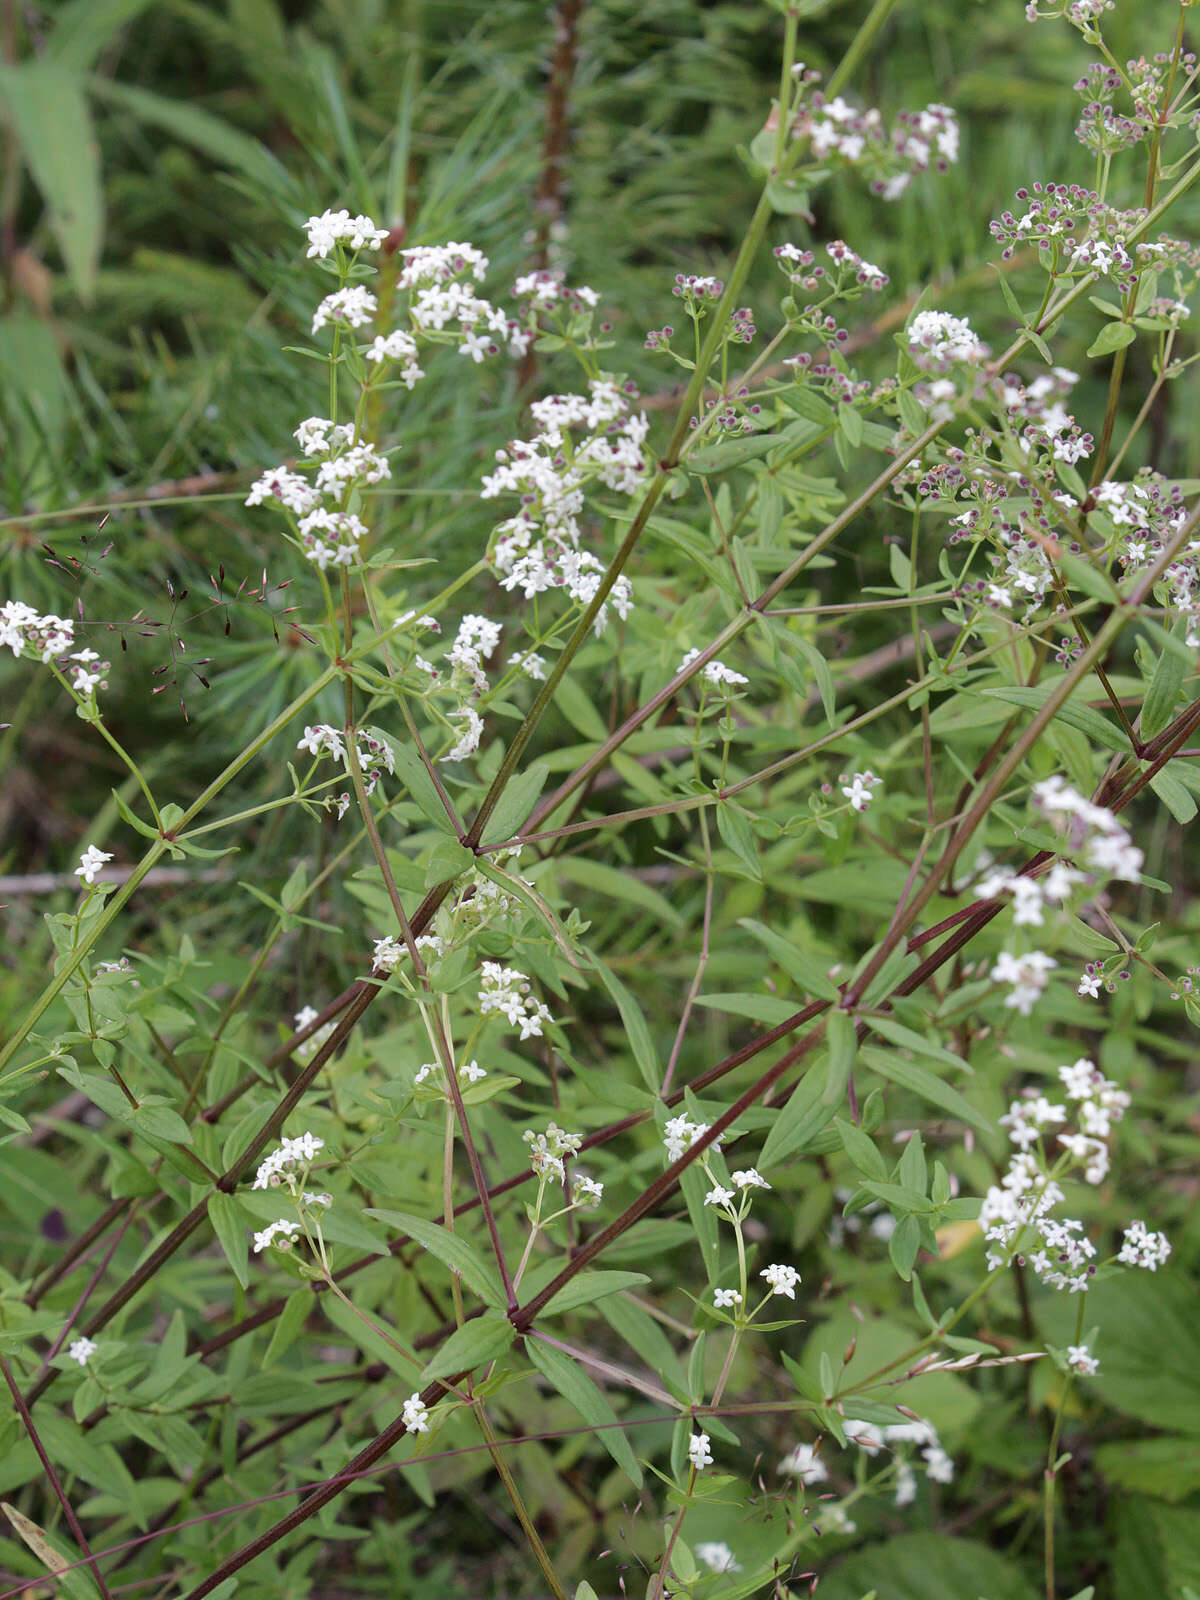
[760,1066,836,1167]
[869,1015,970,1072]
[716,801,762,880]
[207,1192,249,1289]
[90,77,288,194]
[836,1117,887,1180]
[0,64,101,302]
[420,1312,515,1384]
[527,1337,643,1487]
[45,0,155,72]
[480,761,549,847]
[823,1010,857,1106]
[860,1045,990,1133]
[389,742,456,833]
[1139,633,1183,739]
[540,1270,651,1319]
[738,918,841,1002]
[559,856,683,928]
[364,1211,505,1307]
[263,1288,314,1370]
[589,953,660,1091]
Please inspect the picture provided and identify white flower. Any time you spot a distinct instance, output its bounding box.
[779,1442,827,1483]
[252,1219,302,1253]
[713,1287,743,1309]
[759,1262,801,1299]
[844,1418,885,1454]
[572,1174,604,1208]
[510,650,547,680]
[442,707,484,763]
[990,949,1057,1015]
[251,1132,326,1191]
[1067,1344,1099,1376]
[304,209,388,259]
[67,1337,97,1366]
[297,724,347,762]
[732,1168,770,1190]
[479,962,552,1039]
[907,310,989,369]
[704,1184,734,1207]
[840,770,881,812]
[663,1115,717,1163]
[402,1393,430,1433]
[688,1431,713,1471]
[678,647,749,688]
[695,1542,741,1573]
[1118,1219,1171,1270]
[312,286,378,335]
[923,1444,955,1482]
[523,1122,582,1183]
[75,845,113,885]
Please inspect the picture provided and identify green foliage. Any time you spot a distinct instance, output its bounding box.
[0,0,1198,1597]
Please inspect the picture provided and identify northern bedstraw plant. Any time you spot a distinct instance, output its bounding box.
[0,2,1198,1597]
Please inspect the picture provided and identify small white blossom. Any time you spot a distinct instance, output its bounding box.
[779,1442,828,1482]
[678,647,749,688]
[402,1393,430,1433]
[252,1219,303,1253]
[688,1431,713,1471]
[844,1418,885,1454]
[705,1184,735,1208]
[304,209,388,260]
[759,1262,801,1299]
[695,1542,741,1573]
[251,1132,326,1191]
[67,1337,97,1366]
[1067,1344,1099,1376]
[990,949,1057,1015]
[312,286,378,335]
[479,962,552,1039]
[732,1168,770,1191]
[1118,1219,1171,1270]
[713,1287,743,1309]
[907,310,989,369]
[75,846,113,885]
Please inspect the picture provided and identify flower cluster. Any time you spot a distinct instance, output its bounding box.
[293,1005,336,1062]
[678,647,749,690]
[252,1218,303,1254]
[304,209,389,260]
[980,1059,1168,1292]
[482,377,644,630]
[0,602,110,700]
[523,1122,583,1184]
[760,1262,801,1299]
[250,1131,325,1191]
[67,1337,98,1367]
[1032,776,1143,881]
[780,1415,953,1507]
[478,962,552,1040]
[372,933,445,973]
[990,949,1058,1016]
[906,310,990,372]
[402,1393,430,1434]
[296,723,396,808]
[687,1431,713,1472]
[792,87,959,201]
[663,1114,719,1163]
[413,1058,487,1100]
